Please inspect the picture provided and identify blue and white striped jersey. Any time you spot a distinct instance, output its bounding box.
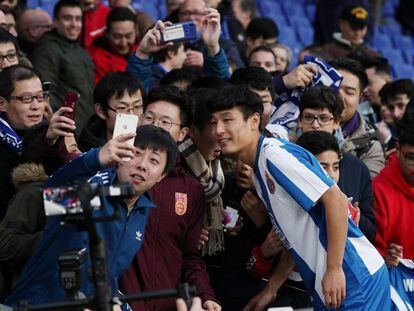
[253,135,385,308]
[391,259,414,311]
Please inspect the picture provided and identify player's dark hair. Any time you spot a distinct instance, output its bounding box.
[188,88,218,131]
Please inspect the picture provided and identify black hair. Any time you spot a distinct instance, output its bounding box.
[154,41,184,63]
[329,57,368,92]
[145,86,195,128]
[246,17,279,40]
[106,7,136,30]
[299,44,332,62]
[230,66,275,100]
[238,0,257,18]
[208,85,263,126]
[188,88,218,131]
[398,125,414,147]
[296,131,341,157]
[0,28,19,51]
[93,71,144,113]
[379,79,414,105]
[248,45,277,64]
[134,124,178,174]
[299,86,344,120]
[0,65,41,99]
[191,76,229,90]
[160,67,202,89]
[362,57,391,76]
[53,0,81,19]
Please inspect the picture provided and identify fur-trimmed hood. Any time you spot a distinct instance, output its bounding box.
[11,163,48,188]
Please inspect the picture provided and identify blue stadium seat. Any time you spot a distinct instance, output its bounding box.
[392,35,414,50]
[305,4,317,22]
[26,0,56,17]
[278,26,298,44]
[296,26,314,46]
[281,2,306,20]
[381,22,402,36]
[139,3,159,20]
[266,12,288,28]
[372,34,393,50]
[392,65,414,80]
[383,49,406,66]
[288,15,312,29]
[402,50,414,65]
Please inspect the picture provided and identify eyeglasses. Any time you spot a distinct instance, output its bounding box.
[401,150,414,166]
[0,51,18,64]
[9,91,49,104]
[140,113,181,131]
[107,105,143,115]
[301,114,334,125]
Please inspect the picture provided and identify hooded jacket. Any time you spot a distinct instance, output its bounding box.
[373,154,414,258]
[31,29,95,135]
[0,163,48,300]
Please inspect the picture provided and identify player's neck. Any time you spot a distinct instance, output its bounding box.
[238,132,261,167]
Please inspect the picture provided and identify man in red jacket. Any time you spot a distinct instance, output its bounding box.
[374,125,414,266]
[120,86,220,311]
[80,0,110,50]
[90,7,138,84]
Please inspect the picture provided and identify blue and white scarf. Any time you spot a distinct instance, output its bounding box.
[0,113,23,154]
[269,55,343,134]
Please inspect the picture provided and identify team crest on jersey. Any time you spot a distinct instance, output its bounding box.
[265,171,275,194]
[175,192,187,216]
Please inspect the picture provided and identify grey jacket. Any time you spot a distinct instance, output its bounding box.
[343,112,385,178]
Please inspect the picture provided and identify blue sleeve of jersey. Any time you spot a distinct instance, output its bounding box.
[126,54,153,93]
[203,48,231,80]
[265,141,334,211]
[45,148,104,187]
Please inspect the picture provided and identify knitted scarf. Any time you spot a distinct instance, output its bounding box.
[0,114,22,155]
[178,136,225,256]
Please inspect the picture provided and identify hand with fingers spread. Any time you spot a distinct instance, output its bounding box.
[45,106,77,146]
[200,8,221,56]
[322,266,346,309]
[136,20,173,60]
[98,133,137,167]
[282,63,319,89]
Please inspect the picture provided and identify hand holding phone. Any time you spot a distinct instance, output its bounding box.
[161,21,197,43]
[112,113,139,161]
[62,92,80,120]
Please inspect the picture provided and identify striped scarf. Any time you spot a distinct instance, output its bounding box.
[178,136,225,256]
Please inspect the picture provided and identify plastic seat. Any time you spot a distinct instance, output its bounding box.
[278,26,298,44]
[296,26,314,46]
[372,34,393,50]
[383,49,406,67]
[392,35,413,50]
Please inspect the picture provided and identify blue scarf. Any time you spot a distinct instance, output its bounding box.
[0,113,23,154]
[269,55,343,131]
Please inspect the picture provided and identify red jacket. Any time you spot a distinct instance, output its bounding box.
[82,2,110,51]
[373,154,414,258]
[90,37,138,84]
[119,160,217,310]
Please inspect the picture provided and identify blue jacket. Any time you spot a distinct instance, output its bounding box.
[5,148,156,308]
[126,48,231,92]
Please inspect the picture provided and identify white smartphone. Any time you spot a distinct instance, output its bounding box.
[112,113,138,160]
[224,206,239,228]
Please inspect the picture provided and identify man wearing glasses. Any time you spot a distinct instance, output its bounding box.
[0,65,76,220]
[373,125,414,267]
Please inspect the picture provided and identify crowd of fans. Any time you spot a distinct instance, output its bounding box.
[0,0,413,310]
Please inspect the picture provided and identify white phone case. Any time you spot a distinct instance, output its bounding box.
[112,114,138,161]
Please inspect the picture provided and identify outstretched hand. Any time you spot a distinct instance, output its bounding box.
[98,133,136,167]
[136,20,173,59]
[200,8,221,56]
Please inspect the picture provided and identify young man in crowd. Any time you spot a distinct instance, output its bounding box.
[244,17,278,63]
[330,57,384,178]
[31,0,94,135]
[248,46,277,74]
[208,85,390,310]
[297,86,376,243]
[380,79,414,123]
[321,5,380,59]
[120,86,220,311]
[127,8,230,92]
[78,71,144,151]
[5,125,177,308]
[229,66,275,126]
[91,7,138,84]
[373,125,414,267]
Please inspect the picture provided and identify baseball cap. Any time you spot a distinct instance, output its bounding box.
[340,5,369,29]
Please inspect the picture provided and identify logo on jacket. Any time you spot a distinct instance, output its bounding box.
[265,171,276,194]
[175,192,188,216]
[135,230,142,241]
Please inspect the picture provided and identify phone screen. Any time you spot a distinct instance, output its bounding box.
[62,92,80,120]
